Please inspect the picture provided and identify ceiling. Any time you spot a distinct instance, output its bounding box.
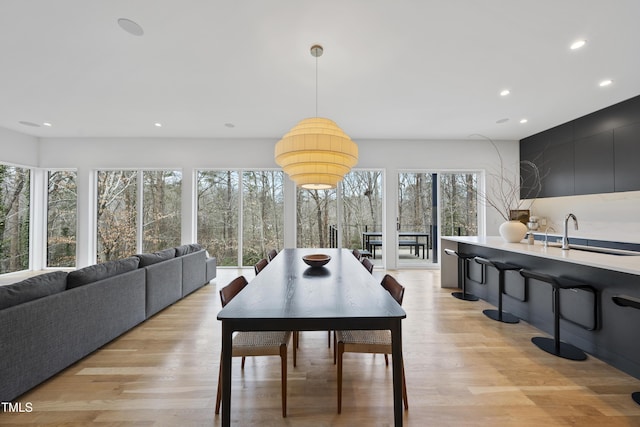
[2,0,640,142]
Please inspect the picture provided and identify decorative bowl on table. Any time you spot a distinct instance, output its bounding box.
[302,254,331,268]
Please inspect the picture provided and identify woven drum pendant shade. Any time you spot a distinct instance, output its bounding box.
[275,117,358,190]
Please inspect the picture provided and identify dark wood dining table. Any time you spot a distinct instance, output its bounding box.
[217,248,407,426]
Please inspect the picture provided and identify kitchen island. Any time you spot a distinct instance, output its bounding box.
[441,236,640,379]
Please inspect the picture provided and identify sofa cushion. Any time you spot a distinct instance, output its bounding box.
[136,248,176,267]
[67,257,140,289]
[174,243,203,257]
[0,271,68,310]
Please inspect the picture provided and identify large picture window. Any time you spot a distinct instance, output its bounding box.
[341,170,383,250]
[96,170,137,262]
[296,188,337,248]
[197,171,239,266]
[0,165,30,273]
[142,170,182,253]
[197,170,284,267]
[242,171,283,266]
[47,170,77,267]
[96,170,182,262]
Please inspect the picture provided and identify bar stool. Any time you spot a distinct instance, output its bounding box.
[444,248,480,301]
[474,257,520,324]
[519,269,598,361]
[612,295,640,405]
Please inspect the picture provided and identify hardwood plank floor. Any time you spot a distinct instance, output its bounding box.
[2,268,640,426]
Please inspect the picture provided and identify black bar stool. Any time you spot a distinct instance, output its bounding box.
[474,257,520,324]
[612,295,640,406]
[444,248,480,301]
[519,270,598,361]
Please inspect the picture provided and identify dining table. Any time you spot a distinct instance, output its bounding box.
[216,247,407,426]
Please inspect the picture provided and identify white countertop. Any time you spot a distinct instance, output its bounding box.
[441,236,640,276]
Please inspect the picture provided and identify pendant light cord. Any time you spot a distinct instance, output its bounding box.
[315,52,319,117]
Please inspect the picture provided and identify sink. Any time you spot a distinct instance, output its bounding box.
[567,244,640,256]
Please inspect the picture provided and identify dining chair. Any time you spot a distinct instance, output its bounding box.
[215,276,292,417]
[361,257,374,274]
[334,274,408,413]
[267,249,278,262]
[254,258,269,275]
[352,248,362,260]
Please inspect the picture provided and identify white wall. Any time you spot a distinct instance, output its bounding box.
[0,127,38,166]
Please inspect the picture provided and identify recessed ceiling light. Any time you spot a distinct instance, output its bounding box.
[154,122,162,127]
[224,123,235,128]
[500,89,510,96]
[496,118,509,124]
[43,122,52,127]
[570,40,586,50]
[599,79,613,87]
[117,18,144,36]
[519,119,528,124]
[19,121,40,127]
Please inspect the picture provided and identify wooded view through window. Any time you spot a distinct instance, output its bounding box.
[96,170,181,263]
[0,165,30,273]
[47,170,77,267]
[197,170,284,267]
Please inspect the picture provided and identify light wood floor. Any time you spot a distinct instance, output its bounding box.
[2,268,640,426]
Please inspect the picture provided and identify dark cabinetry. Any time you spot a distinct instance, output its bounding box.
[520,95,640,198]
[614,122,640,192]
[574,130,614,195]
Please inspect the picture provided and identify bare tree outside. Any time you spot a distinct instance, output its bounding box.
[296,188,336,248]
[142,170,182,253]
[341,170,383,249]
[242,170,283,266]
[47,170,77,267]
[197,171,239,266]
[0,165,30,273]
[398,173,433,233]
[440,173,478,236]
[96,171,137,262]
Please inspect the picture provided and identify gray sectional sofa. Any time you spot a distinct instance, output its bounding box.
[0,244,216,402]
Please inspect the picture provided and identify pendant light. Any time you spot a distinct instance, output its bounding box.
[275,45,358,190]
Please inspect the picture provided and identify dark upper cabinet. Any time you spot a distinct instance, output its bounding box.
[573,96,640,140]
[520,94,640,198]
[614,121,640,192]
[542,141,575,197]
[574,130,614,195]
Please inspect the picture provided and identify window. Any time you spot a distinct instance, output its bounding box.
[197,171,239,266]
[47,170,77,267]
[296,188,337,248]
[242,171,284,266]
[440,172,478,236]
[197,170,284,267]
[96,170,137,262]
[0,165,30,273]
[341,170,383,250]
[96,169,182,262]
[142,170,182,252]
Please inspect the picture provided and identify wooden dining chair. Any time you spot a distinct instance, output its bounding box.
[254,258,269,275]
[334,274,408,413]
[361,257,374,274]
[352,248,362,260]
[267,249,278,262]
[215,276,292,417]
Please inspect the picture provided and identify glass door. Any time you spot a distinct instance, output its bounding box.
[397,171,479,267]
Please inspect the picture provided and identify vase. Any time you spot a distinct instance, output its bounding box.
[499,220,528,243]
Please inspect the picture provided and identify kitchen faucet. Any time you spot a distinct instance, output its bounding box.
[562,213,578,250]
[544,226,557,247]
